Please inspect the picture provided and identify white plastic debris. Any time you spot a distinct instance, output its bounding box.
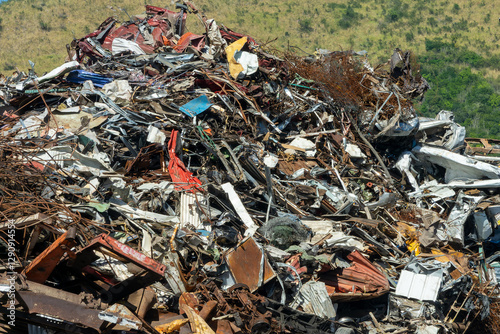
[286,137,317,157]
[221,182,257,236]
[345,143,367,159]
[111,38,146,55]
[102,80,133,104]
[146,125,167,144]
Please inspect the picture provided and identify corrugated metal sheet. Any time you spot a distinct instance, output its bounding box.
[290,281,337,319]
[319,250,390,302]
[180,192,205,230]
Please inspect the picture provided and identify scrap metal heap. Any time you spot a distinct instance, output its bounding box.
[1,2,499,334]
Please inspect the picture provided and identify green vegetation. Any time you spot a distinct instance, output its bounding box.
[298,18,314,33]
[0,0,498,138]
[416,39,500,138]
[338,5,361,29]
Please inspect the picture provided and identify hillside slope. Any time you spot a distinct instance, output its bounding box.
[0,0,497,73]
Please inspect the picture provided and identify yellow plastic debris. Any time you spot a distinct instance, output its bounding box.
[155,319,189,333]
[181,304,216,334]
[396,222,421,255]
[225,37,247,79]
[406,239,421,256]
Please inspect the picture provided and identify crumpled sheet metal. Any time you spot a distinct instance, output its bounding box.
[168,129,203,192]
[412,145,500,183]
[290,281,337,319]
[417,110,466,151]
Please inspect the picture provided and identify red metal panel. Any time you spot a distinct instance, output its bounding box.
[23,227,77,283]
[168,129,203,192]
[85,234,166,276]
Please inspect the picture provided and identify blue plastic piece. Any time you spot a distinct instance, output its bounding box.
[179,95,212,117]
[66,70,113,88]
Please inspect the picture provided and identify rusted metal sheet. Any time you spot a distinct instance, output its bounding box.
[465,138,500,155]
[198,300,218,320]
[319,250,390,302]
[22,226,77,283]
[18,290,145,332]
[11,277,147,332]
[127,287,158,319]
[179,292,201,312]
[216,319,234,334]
[277,160,319,177]
[17,288,105,330]
[224,237,275,292]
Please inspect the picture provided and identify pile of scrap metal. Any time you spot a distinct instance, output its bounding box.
[0,2,499,334]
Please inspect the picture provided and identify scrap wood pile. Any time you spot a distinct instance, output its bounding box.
[1,2,500,334]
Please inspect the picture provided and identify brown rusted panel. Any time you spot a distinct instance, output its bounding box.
[277,160,318,177]
[18,290,104,330]
[22,226,77,283]
[179,292,201,314]
[321,199,337,214]
[224,237,275,292]
[216,320,234,334]
[198,300,218,320]
[127,287,158,319]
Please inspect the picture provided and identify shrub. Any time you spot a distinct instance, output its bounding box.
[325,3,346,12]
[338,5,360,29]
[424,38,453,51]
[427,17,438,27]
[298,19,313,33]
[385,0,408,23]
[452,18,468,32]
[39,21,51,31]
[456,49,483,67]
